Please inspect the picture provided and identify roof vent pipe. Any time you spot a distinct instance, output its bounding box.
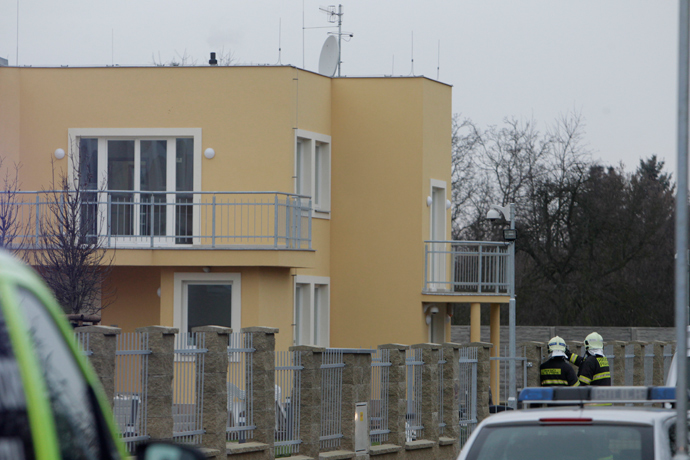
[209,52,218,66]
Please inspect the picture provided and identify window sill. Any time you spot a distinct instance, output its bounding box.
[313,210,331,220]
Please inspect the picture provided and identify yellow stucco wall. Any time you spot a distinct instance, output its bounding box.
[329,77,452,347]
[1,66,460,350]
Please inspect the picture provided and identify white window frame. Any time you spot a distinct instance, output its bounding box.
[173,272,241,335]
[67,128,203,245]
[293,275,330,346]
[295,129,331,217]
[429,179,448,291]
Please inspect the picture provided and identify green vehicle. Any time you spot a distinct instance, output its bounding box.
[0,250,202,460]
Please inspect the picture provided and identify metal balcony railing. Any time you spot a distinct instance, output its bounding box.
[423,240,510,295]
[1,190,312,250]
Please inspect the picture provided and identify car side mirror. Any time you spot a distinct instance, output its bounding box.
[136,441,206,460]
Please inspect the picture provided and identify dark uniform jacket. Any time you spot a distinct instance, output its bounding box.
[567,351,611,386]
[540,356,578,386]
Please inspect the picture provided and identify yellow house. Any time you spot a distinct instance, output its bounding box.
[0,64,511,352]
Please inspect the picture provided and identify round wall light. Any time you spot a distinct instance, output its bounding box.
[204,148,216,159]
[446,199,451,210]
[426,196,432,207]
[54,148,66,160]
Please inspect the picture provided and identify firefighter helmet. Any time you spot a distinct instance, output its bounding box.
[584,332,604,350]
[548,336,567,353]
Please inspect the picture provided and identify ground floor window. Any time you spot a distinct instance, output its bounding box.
[174,273,241,334]
[294,276,329,347]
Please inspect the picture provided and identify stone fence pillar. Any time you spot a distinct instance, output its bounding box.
[610,341,626,386]
[75,325,120,407]
[290,345,325,460]
[192,326,232,458]
[378,344,408,448]
[440,343,461,458]
[652,342,667,386]
[136,326,177,441]
[244,327,278,454]
[469,342,492,424]
[340,349,373,454]
[630,341,649,386]
[522,341,546,388]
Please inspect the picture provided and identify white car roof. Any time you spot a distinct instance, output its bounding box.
[479,406,675,427]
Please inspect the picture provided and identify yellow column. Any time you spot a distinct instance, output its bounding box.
[470,303,481,343]
[489,303,501,405]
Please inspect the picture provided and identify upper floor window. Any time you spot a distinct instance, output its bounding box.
[68,128,202,245]
[295,130,331,215]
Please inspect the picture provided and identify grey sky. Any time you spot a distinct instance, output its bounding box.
[0,1,679,174]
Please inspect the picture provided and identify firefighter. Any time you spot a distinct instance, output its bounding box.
[566,332,611,386]
[540,336,578,386]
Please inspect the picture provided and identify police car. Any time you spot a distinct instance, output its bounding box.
[457,386,686,460]
[0,250,204,460]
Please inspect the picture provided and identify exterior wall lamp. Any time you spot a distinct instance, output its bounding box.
[54,148,65,160]
[204,148,215,159]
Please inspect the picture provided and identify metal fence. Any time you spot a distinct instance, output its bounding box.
[275,351,303,456]
[227,332,255,443]
[320,349,344,450]
[173,332,207,445]
[490,345,527,407]
[114,332,151,453]
[75,331,93,357]
[424,241,509,294]
[2,190,312,250]
[458,347,478,448]
[370,348,391,444]
[405,348,423,442]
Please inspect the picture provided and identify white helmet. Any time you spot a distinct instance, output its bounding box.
[584,332,604,350]
[548,336,566,353]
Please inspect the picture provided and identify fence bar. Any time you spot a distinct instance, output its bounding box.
[320,348,344,450]
[172,332,207,445]
[275,351,303,455]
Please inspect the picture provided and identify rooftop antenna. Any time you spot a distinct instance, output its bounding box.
[111,29,114,66]
[302,0,305,68]
[319,4,352,77]
[392,54,394,75]
[277,18,283,64]
[409,31,414,76]
[318,35,338,77]
[16,0,19,65]
[437,40,440,80]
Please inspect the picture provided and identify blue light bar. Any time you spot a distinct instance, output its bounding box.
[650,387,675,400]
[519,387,554,401]
[519,386,677,403]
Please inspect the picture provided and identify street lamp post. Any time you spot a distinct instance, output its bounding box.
[487,203,517,409]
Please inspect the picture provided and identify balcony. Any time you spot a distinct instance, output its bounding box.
[423,240,510,295]
[4,191,312,250]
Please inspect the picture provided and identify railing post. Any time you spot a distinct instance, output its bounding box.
[107,194,112,247]
[211,195,217,248]
[192,326,232,458]
[136,326,178,442]
[440,343,461,456]
[469,342,492,424]
[652,341,667,386]
[75,325,121,408]
[307,199,312,250]
[477,245,483,293]
[274,194,279,249]
[150,199,155,248]
[424,244,429,291]
[35,194,40,246]
[340,349,373,454]
[289,345,325,460]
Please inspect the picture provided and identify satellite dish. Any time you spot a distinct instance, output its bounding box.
[318,35,339,77]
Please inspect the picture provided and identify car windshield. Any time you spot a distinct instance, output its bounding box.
[465,423,654,460]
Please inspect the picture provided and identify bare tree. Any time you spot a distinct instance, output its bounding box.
[31,154,116,316]
[0,157,30,255]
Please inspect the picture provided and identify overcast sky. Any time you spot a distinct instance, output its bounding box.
[0,1,679,174]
